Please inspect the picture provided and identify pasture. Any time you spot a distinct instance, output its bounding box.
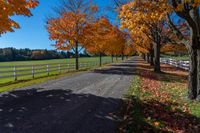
[0,56,119,85]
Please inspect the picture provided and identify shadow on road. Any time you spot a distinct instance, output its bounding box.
[94,60,137,76]
[96,58,187,83]
[0,89,123,133]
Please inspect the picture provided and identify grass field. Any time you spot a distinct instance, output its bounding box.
[0,56,120,86]
[0,56,112,66]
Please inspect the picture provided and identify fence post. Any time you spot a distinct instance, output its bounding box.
[67,64,69,71]
[13,66,17,81]
[58,64,61,73]
[47,65,49,76]
[32,66,35,79]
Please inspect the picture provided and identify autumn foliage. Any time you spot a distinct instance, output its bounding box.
[47,12,87,51]
[119,0,200,99]
[47,0,100,70]
[82,17,130,56]
[0,0,39,35]
[120,58,200,133]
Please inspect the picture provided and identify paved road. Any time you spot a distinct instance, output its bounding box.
[0,59,136,133]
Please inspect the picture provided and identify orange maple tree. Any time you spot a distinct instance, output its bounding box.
[82,17,129,65]
[81,17,114,66]
[47,0,97,70]
[106,27,129,60]
[120,0,171,72]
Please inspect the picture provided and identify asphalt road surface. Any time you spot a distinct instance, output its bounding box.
[0,59,136,133]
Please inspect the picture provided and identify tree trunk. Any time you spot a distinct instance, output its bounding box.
[142,53,146,61]
[196,49,200,100]
[99,53,102,66]
[150,50,154,66]
[111,55,114,63]
[194,8,200,100]
[146,53,150,63]
[154,42,161,73]
[121,54,124,60]
[75,41,79,70]
[188,47,197,100]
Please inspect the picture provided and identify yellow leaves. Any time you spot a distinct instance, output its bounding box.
[119,0,174,54]
[161,44,187,53]
[176,4,184,11]
[175,0,200,11]
[154,121,160,126]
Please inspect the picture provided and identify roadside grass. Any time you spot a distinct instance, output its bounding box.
[119,74,145,133]
[0,71,80,93]
[0,57,123,93]
[120,58,200,133]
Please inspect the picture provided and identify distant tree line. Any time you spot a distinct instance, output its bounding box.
[0,48,90,62]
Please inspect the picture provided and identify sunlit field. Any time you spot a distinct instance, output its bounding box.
[0,56,120,85]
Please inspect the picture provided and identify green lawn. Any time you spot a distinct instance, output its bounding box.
[0,56,121,85]
[0,56,112,66]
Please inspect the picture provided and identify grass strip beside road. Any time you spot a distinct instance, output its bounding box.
[120,58,200,133]
[0,70,85,93]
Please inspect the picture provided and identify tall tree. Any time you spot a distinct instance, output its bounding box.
[106,26,128,61]
[47,0,97,70]
[120,0,171,72]
[82,17,113,66]
[82,17,128,65]
[166,1,199,100]
[131,31,155,66]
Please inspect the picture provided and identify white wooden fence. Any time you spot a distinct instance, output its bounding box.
[161,58,189,71]
[0,60,112,82]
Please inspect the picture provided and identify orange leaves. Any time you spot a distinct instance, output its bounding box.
[82,17,112,54]
[26,0,39,8]
[161,43,188,53]
[119,0,172,55]
[0,0,38,35]
[81,17,128,56]
[135,59,200,132]
[120,0,171,32]
[47,12,87,50]
[174,0,200,11]
[47,0,98,52]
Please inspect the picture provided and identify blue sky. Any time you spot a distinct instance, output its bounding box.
[0,0,115,50]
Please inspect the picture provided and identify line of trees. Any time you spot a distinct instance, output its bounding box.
[0,48,90,62]
[47,0,134,70]
[119,0,199,100]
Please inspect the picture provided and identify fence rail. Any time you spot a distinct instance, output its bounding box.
[161,58,189,71]
[0,59,114,83]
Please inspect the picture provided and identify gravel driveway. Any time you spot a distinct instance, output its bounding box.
[0,59,136,133]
